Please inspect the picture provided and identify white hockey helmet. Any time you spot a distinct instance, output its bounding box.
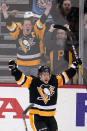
[24,11,35,18]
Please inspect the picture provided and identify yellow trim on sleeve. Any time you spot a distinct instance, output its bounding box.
[56,75,63,87]
[34,21,46,39]
[7,22,16,30]
[37,19,44,27]
[21,76,33,88]
[8,22,22,39]
[63,72,69,81]
[17,73,24,84]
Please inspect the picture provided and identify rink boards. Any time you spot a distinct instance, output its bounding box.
[0,84,87,131]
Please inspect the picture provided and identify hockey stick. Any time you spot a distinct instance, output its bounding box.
[22,104,34,131]
[68,32,87,89]
[54,24,87,88]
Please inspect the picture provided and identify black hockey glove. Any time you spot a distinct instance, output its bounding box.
[9,60,22,80]
[8,60,17,73]
[72,58,82,69]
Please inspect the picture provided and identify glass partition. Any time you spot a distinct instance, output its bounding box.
[0,0,86,85]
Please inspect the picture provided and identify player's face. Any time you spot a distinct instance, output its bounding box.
[22,20,33,35]
[40,72,50,84]
[62,0,71,15]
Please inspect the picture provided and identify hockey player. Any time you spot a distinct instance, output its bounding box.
[8,58,82,131]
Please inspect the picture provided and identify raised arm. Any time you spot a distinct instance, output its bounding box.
[1,3,18,21]
[44,24,56,50]
[1,3,9,19]
[44,2,52,17]
[8,60,33,88]
[56,58,82,87]
[1,3,21,39]
[35,2,52,30]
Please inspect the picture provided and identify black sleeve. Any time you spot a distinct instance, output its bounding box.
[5,15,15,26]
[11,68,22,81]
[65,67,77,79]
[40,14,48,24]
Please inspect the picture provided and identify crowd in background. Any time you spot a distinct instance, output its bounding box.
[84,0,87,84]
[1,0,84,84]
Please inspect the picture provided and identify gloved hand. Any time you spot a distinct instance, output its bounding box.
[72,58,82,68]
[76,58,82,65]
[8,59,17,71]
[9,60,22,78]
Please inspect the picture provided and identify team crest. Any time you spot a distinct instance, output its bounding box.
[37,84,55,104]
[19,38,35,53]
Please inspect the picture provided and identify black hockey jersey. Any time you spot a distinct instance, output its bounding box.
[13,65,76,116]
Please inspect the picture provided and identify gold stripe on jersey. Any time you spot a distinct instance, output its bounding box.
[69,51,72,66]
[17,73,25,85]
[29,114,36,131]
[39,39,45,54]
[50,51,53,72]
[21,76,33,88]
[17,73,33,88]
[34,21,45,39]
[62,72,69,83]
[7,22,16,31]
[36,19,45,29]
[34,23,46,54]
[56,75,63,87]
[7,22,22,40]
[16,59,40,66]
[29,109,56,116]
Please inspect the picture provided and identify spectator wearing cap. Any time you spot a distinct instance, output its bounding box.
[44,23,79,84]
[1,2,52,76]
[44,24,70,74]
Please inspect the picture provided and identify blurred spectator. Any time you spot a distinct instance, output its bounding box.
[84,14,87,45]
[44,24,79,84]
[29,0,54,34]
[50,0,79,41]
[84,0,87,13]
[44,24,72,75]
[1,2,52,76]
[30,0,53,23]
[83,13,87,85]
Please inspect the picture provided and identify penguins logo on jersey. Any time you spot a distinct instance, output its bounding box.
[19,37,35,53]
[37,84,55,104]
